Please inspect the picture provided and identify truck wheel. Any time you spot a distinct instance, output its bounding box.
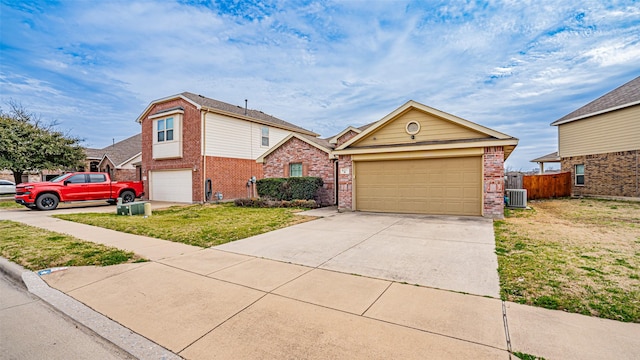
[120,190,135,203]
[36,194,59,210]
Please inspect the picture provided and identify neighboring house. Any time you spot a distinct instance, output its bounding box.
[550,76,640,198]
[257,124,372,206]
[0,134,141,183]
[84,133,142,182]
[136,92,317,203]
[261,100,518,217]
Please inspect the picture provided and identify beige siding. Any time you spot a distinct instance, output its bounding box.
[204,113,290,159]
[354,157,482,215]
[353,109,490,147]
[558,105,640,157]
[152,115,183,159]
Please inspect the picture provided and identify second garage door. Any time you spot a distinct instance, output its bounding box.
[355,157,482,216]
[150,170,193,203]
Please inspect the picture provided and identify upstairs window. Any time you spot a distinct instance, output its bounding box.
[575,164,584,185]
[157,117,174,142]
[261,127,269,146]
[289,163,303,177]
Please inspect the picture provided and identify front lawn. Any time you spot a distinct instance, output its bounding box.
[0,220,145,270]
[495,198,640,322]
[0,198,22,209]
[54,203,313,248]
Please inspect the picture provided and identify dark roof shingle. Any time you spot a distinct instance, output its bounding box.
[180,92,316,136]
[85,134,141,167]
[552,76,640,125]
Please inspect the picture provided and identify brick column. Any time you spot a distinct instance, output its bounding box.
[337,155,353,211]
[483,146,505,218]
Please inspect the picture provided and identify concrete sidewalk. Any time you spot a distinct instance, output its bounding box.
[1,208,639,359]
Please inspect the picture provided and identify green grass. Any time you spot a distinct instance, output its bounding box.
[0,220,145,270]
[495,198,640,323]
[54,203,313,248]
[513,352,546,360]
[0,198,22,209]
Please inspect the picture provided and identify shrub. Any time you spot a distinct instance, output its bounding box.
[256,177,323,201]
[234,198,267,207]
[233,198,318,209]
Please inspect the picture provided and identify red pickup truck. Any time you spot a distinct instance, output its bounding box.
[15,172,144,210]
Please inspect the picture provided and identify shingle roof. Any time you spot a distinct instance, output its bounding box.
[552,76,640,125]
[530,151,560,163]
[85,134,141,167]
[180,92,316,136]
[300,134,333,150]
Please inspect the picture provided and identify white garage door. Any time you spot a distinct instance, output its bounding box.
[150,170,192,203]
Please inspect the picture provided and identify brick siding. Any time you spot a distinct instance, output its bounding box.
[206,156,264,200]
[561,150,639,197]
[483,146,505,218]
[336,130,359,147]
[141,98,203,202]
[262,137,335,205]
[337,155,353,210]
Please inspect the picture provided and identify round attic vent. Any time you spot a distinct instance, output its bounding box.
[405,121,420,135]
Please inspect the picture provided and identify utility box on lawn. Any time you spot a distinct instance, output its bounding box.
[116,198,147,216]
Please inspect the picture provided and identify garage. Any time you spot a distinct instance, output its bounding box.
[355,157,482,216]
[333,100,518,218]
[150,170,192,202]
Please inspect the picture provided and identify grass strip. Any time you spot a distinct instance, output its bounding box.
[0,220,145,270]
[55,203,313,248]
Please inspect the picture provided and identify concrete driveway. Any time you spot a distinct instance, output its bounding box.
[217,210,500,297]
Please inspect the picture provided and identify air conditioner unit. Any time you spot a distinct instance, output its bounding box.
[506,189,527,208]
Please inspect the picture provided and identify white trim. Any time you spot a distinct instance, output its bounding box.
[117,152,142,168]
[149,109,184,119]
[333,139,519,156]
[551,101,640,126]
[136,94,200,123]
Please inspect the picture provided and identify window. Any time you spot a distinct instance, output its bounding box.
[261,127,269,146]
[575,164,584,185]
[289,163,303,177]
[67,174,86,184]
[157,117,174,142]
[89,174,106,183]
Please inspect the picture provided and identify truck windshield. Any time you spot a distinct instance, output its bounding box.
[49,174,71,183]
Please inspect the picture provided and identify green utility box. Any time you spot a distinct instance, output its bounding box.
[117,201,147,216]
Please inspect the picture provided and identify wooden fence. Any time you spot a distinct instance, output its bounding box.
[523,172,571,200]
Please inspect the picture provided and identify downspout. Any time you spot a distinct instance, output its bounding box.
[202,111,207,203]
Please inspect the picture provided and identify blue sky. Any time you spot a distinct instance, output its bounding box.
[1,0,639,170]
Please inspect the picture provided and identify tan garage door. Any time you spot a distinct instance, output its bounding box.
[355,157,482,216]
[150,170,193,203]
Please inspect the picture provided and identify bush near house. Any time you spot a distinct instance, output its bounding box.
[234,198,318,208]
[257,177,323,201]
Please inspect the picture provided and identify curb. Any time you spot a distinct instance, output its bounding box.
[0,257,182,360]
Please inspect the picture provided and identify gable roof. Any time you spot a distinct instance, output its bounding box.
[85,133,142,168]
[551,76,640,126]
[328,126,362,144]
[136,92,318,136]
[256,133,334,163]
[335,100,518,157]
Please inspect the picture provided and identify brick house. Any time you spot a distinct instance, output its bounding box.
[550,76,639,198]
[84,134,142,182]
[256,125,372,206]
[136,92,317,203]
[261,100,518,218]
